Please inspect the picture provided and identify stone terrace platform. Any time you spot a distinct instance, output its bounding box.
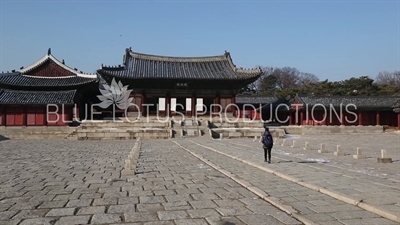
[0,133,399,224]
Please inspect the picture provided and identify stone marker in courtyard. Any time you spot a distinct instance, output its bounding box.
[353,147,366,159]
[121,159,134,176]
[303,141,310,150]
[377,149,392,163]
[318,143,327,153]
[334,145,344,156]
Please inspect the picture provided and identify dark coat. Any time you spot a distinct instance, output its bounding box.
[262,130,273,149]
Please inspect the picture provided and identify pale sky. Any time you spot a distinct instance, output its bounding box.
[1,0,399,82]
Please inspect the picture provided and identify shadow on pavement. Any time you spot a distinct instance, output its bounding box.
[0,135,9,142]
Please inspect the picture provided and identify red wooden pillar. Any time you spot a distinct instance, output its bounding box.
[213,93,220,114]
[323,111,328,125]
[44,106,48,126]
[22,107,26,126]
[141,92,146,117]
[231,95,236,117]
[191,93,196,118]
[358,111,363,125]
[397,113,400,130]
[376,111,380,125]
[165,92,171,118]
[289,112,293,125]
[300,111,304,125]
[0,107,5,126]
[340,112,344,125]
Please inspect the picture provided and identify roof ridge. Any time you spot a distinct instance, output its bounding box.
[126,48,228,62]
[19,48,97,78]
[1,89,76,94]
[235,67,263,73]
[21,74,80,79]
[101,48,262,72]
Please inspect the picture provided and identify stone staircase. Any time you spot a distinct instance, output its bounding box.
[69,119,172,140]
[182,119,200,137]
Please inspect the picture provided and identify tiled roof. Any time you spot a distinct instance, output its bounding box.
[236,96,278,104]
[295,95,400,109]
[257,96,292,112]
[0,72,97,88]
[19,48,97,78]
[392,99,400,109]
[98,48,262,80]
[0,89,76,105]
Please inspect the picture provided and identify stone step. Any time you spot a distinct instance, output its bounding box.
[185,120,193,126]
[186,129,196,136]
[81,123,169,128]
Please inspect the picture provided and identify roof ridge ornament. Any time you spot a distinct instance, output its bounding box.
[224,50,230,57]
[47,48,51,56]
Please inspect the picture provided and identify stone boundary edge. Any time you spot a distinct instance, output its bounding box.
[171,140,318,225]
[186,140,400,223]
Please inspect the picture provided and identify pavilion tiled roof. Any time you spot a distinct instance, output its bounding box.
[256,96,293,112]
[236,96,278,104]
[392,99,400,108]
[0,72,97,88]
[295,95,400,109]
[0,89,76,105]
[98,48,263,80]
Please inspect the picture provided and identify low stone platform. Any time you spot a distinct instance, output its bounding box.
[75,121,171,140]
[0,126,76,140]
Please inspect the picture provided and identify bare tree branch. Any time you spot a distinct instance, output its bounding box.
[376,71,400,86]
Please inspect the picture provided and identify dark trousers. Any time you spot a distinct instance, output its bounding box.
[263,146,272,161]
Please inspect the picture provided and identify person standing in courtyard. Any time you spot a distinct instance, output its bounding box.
[261,127,273,163]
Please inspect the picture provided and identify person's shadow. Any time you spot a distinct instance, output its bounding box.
[0,135,9,142]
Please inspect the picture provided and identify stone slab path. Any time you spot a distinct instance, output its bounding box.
[171,133,400,224]
[0,133,399,225]
[0,139,302,225]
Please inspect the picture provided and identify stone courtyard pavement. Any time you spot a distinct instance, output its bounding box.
[0,133,399,224]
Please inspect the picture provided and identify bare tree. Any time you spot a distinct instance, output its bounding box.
[376,71,400,86]
[257,67,275,91]
[274,67,301,90]
[298,72,319,86]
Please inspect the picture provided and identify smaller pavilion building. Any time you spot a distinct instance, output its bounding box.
[0,49,98,126]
